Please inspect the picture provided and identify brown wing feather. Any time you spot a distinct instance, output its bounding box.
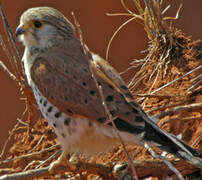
[31,38,145,127]
[91,54,137,101]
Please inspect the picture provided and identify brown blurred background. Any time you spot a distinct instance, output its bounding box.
[0,0,201,150]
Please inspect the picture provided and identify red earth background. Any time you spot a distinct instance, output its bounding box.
[0,0,201,150]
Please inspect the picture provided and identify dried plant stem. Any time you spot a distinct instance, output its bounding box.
[142,142,185,180]
[152,103,202,119]
[0,60,16,81]
[137,65,202,102]
[0,144,60,166]
[72,12,139,180]
[0,1,23,81]
[0,162,114,180]
[105,16,137,61]
[1,158,199,180]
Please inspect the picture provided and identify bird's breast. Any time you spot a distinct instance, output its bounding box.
[31,85,122,154]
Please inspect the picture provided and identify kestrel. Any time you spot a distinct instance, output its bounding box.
[16,7,201,171]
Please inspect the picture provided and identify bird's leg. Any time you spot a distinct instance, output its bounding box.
[49,150,77,174]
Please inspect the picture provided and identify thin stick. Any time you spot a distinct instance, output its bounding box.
[152,103,202,119]
[137,65,202,102]
[142,142,185,180]
[0,1,21,59]
[106,16,137,61]
[0,158,198,180]
[0,144,60,166]
[0,1,23,81]
[72,12,138,180]
[0,161,113,180]
[0,60,16,81]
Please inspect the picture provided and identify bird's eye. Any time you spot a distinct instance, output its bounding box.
[33,20,43,28]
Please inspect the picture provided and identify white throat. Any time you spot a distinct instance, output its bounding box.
[22,47,36,86]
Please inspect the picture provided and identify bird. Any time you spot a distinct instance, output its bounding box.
[15,7,202,171]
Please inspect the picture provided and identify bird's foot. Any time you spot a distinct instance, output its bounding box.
[49,151,77,174]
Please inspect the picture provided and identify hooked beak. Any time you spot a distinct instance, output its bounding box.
[15,25,26,37]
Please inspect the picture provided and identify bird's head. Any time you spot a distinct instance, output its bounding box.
[16,7,75,49]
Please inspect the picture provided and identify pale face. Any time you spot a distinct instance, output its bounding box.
[16,19,62,49]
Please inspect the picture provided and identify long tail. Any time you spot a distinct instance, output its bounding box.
[143,116,202,168]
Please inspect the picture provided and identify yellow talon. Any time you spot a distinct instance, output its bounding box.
[49,151,76,174]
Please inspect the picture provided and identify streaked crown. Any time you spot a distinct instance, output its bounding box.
[20,7,75,39]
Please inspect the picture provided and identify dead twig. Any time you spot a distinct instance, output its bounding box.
[72,11,139,180]
[160,117,202,128]
[0,157,200,180]
[135,93,174,99]
[152,103,202,119]
[0,161,114,180]
[0,60,16,81]
[0,144,60,167]
[142,142,184,180]
[137,65,202,103]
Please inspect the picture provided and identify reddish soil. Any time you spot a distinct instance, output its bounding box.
[0,1,201,179]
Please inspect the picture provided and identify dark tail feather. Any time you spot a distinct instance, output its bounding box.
[143,118,202,168]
